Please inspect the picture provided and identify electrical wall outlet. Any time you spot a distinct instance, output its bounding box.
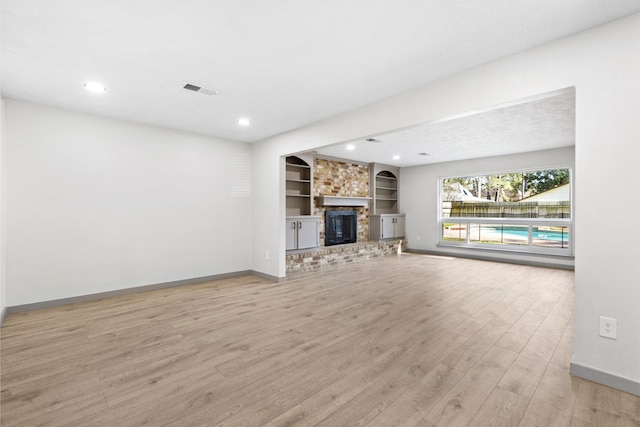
[265,251,270,261]
[599,316,617,339]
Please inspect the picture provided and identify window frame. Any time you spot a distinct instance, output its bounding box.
[437,167,573,257]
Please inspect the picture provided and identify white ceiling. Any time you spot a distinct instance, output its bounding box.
[315,88,576,167]
[2,1,639,152]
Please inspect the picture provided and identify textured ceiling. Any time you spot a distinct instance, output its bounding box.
[315,88,576,167]
[1,1,639,147]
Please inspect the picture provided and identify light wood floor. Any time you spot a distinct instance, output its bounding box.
[1,254,638,426]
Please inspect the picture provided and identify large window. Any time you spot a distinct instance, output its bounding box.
[439,168,572,255]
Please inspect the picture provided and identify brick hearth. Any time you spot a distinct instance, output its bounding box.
[286,240,406,273]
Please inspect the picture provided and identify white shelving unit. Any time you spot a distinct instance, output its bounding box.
[285,155,312,216]
[374,172,398,214]
[285,154,319,250]
[370,163,400,215]
[370,163,405,240]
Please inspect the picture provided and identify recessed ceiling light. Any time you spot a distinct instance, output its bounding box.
[366,138,381,143]
[393,155,400,160]
[237,118,251,126]
[84,82,106,93]
[346,144,355,151]
[418,152,430,156]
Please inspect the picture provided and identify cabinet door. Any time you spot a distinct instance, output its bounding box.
[381,216,395,239]
[297,218,319,249]
[394,215,405,238]
[286,219,297,250]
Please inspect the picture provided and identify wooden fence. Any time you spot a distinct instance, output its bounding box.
[447,201,570,218]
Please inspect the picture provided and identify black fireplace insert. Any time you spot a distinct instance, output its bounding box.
[325,210,357,246]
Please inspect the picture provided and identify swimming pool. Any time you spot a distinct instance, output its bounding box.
[442,223,570,250]
[488,226,569,242]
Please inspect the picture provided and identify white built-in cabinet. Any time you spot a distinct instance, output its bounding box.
[285,154,320,250]
[369,163,405,240]
[286,216,321,250]
[369,214,405,240]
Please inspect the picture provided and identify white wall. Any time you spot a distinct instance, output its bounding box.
[5,100,252,306]
[400,146,575,268]
[252,14,640,390]
[250,142,285,276]
[571,18,640,384]
[1,8,5,317]
[0,98,5,317]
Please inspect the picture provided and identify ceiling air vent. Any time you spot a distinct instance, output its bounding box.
[183,83,217,96]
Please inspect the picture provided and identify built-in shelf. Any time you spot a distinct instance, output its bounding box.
[286,155,313,216]
[371,165,399,215]
[285,154,319,249]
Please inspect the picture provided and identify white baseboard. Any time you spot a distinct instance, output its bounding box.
[251,270,286,282]
[3,270,280,319]
[571,362,640,396]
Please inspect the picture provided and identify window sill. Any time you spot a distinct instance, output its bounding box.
[437,241,574,259]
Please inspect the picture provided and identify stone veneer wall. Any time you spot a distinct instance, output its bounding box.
[286,240,406,273]
[313,157,369,245]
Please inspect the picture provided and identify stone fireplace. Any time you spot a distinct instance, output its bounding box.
[285,155,405,273]
[313,157,370,245]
